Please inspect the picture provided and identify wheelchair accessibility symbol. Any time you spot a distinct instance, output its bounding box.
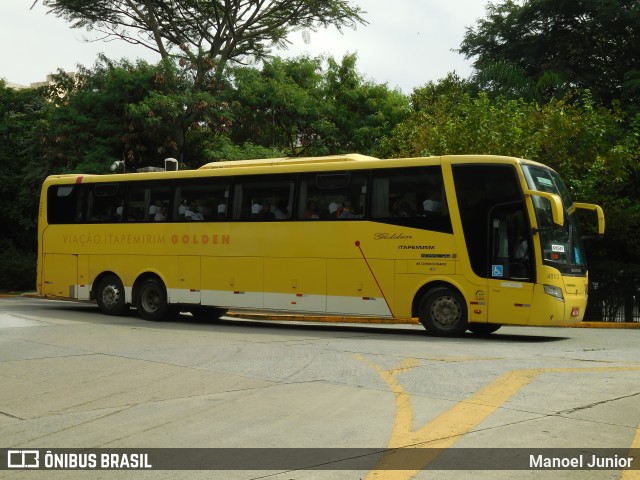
[491,265,504,277]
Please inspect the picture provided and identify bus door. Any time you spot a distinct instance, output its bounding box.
[487,202,535,324]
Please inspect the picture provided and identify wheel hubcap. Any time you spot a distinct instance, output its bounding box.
[430,296,462,327]
[102,285,120,308]
[141,288,161,313]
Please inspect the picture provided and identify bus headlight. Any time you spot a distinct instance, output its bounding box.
[544,285,565,302]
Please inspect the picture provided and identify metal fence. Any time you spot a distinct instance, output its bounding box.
[583,262,640,322]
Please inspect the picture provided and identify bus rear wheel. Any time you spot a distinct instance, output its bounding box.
[135,278,173,321]
[95,274,127,316]
[419,286,468,336]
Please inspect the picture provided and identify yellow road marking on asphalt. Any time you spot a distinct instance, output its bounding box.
[621,424,640,480]
[354,355,640,480]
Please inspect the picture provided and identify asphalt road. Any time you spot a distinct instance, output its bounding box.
[1,296,639,480]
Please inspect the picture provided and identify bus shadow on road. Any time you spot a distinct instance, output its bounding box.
[42,302,571,344]
[189,313,571,343]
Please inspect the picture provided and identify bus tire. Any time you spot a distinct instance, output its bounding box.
[95,274,127,316]
[135,278,173,321]
[468,324,501,335]
[419,286,468,336]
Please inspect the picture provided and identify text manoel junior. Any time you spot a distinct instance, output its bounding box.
[530,454,633,469]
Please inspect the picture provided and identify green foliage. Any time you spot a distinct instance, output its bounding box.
[0,83,50,249]
[0,242,36,291]
[227,54,409,156]
[378,75,640,261]
[198,135,285,163]
[0,82,51,289]
[377,74,543,159]
[323,54,409,155]
[460,0,640,112]
[40,0,366,90]
[228,56,327,155]
[45,59,184,172]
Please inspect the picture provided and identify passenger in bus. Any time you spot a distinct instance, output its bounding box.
[338,200,362,219]
[271,201,288,220]
[149,201,161,216]
[257,202,275,220]
[305,200,320,219]
[154,204,168,221]
[185,201,204,221]
[422,197,442,216]
[178,200,189,216]
[251,203,262,218]
[328,202,342,218]
[391,201,413,217]
[217,203,227,219]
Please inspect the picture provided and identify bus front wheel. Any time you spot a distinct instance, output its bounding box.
[135,278,172,321]
[95,274,127,316]
[419,287,468,336]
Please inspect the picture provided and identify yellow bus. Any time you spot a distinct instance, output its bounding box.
[37,154,604,336]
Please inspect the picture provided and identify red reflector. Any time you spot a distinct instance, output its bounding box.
[571,307,580,317]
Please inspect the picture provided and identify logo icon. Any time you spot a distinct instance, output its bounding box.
[8,450,40,469]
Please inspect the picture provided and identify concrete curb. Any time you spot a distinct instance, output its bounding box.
[225,311,420,325]
[569,321,640,329]
[225,312,640,328]
[4,293,639,328]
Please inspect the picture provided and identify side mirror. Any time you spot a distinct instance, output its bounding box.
[573,202,605,235]
[527,190,564,228]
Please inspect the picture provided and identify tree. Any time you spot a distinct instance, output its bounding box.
[459,0,640,111]
[228,56,327,155]
[378,76,640,263]
[227,54,409,156]
[43,60,163,172]
[43,58,229,170]
[37,0,366,89]
[0,82,51,289]
[323,54,409,155]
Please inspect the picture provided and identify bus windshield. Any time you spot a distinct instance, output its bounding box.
[522,164,587,276]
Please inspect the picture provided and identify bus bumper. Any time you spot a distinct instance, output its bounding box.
[530,284,586,326]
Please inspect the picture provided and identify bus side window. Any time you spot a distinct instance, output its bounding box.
[86,183,124,223]
[173,180,230,222]
[233,174,295,221]
[370,166,451,232]
[298,172,367,220]
[126,183,171,222]
[47,185,82,224]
